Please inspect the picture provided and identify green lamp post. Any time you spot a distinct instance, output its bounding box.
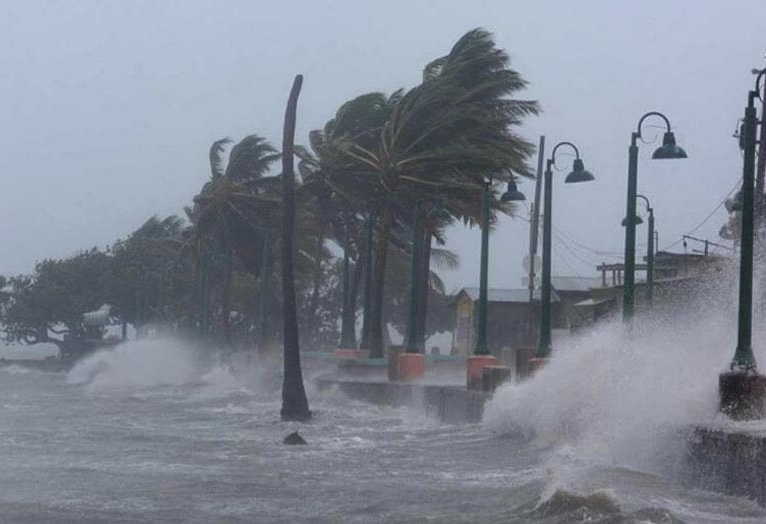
[719,68,766,420]
[537,142,595,359]
[623,195,655,306]
[623,113,687,323]
[636,195,655,306]
[473,177,525,355]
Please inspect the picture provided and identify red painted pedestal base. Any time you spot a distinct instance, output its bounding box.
[467,355,498,390]
[398,353,425,381]
[335,348,363,359]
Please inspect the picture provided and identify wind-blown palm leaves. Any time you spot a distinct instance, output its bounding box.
[295,91,404,350]
[190,134,282,345]
[335,28,539,357]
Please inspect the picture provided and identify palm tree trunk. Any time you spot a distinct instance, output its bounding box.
[306,224,326,347]
[349,256,362,334]
[359,212,376,350]
[257,232,272,353]
[369,202,392,359]
[221,248,233,348]
[280,74,311,422]
[199,252,209,339]
[339,218,357,348]
[416,230,432,352]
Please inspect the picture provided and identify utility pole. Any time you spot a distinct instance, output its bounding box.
[528,136,545,303]
[755,66,766,218]
[526,136,545,348]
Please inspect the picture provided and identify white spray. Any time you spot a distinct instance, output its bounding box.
[483,264,762,475]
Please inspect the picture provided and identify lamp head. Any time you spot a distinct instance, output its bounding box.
[500,180,526,202]
[564,158,595,183]
[652,131,687,159]
[621,215,644,227]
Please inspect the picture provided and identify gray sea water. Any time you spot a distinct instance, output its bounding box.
[0,337,764,523]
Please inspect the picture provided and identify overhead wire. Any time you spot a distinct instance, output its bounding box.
[661,179,741,251]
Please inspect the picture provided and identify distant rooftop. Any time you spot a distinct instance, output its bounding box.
[521,275,604,292]
[458,287,560,303]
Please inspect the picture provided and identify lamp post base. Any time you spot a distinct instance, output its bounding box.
[719,371,766,420]
[398,353,425,381]
[467,355,498,390]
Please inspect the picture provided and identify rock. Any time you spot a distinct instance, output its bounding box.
[283,431,307,445]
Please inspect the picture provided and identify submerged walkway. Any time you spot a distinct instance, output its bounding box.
[312,354,492,424]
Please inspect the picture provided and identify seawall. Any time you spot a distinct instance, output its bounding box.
[686,425,766,503]
[315,375,490,424]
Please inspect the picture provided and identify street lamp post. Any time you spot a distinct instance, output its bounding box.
[623,113,687,323]
[720,69,766,420]
[537,142,595,359]
[466,176,524,388]
[636,194,655,306]
[474,181,493,356]
[473,178,526,355]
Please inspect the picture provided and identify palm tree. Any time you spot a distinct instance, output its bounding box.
[338,28,539,358]
[295,92,402,351]
[280,74,311,422]
[190,135,281,346]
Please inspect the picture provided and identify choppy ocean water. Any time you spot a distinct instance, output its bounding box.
[0,337,763,523]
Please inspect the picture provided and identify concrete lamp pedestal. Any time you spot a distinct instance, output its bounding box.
[719,371,766,420]
[334,349,364,360]
[398,353,425,381]
[467,355,498,390]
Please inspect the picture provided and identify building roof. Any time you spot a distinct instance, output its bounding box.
[458,287,560,303]
[522,275,604,292]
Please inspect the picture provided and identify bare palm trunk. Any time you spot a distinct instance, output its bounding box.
[256,233,272,354]
[359,212,375,350]
[416,231,432,352]
[339,218,357,348]
[280,74,311,422]
[221,248,233,348]
[305,224,326,348]
[348,257,363,336]
[369,203,392,359]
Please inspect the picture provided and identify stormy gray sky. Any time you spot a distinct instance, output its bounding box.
[1,0,765,292]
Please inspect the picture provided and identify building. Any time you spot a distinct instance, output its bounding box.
[450,276,604,357]
[451,288,554,357]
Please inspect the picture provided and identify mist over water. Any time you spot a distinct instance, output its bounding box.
[67,338,201,389]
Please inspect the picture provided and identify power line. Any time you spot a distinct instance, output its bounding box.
[661,179,741,251]
[552,225,624,259]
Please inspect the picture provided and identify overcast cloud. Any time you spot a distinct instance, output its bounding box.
[2,0,764,292]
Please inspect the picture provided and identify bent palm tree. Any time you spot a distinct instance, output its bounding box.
[339,28,539,358]
[280,74,311,422]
